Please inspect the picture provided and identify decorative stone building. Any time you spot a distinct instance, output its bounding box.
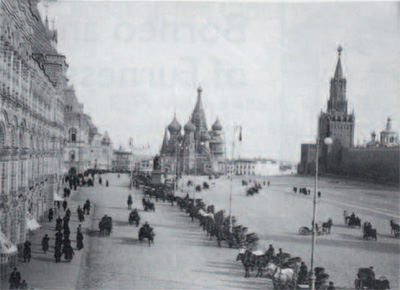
[0,0,66,278]
[159,87,225,176]
[63,88,114,174]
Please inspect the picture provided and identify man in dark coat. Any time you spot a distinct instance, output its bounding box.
[297,262,308,284]
[54,244,62,263]
[77,232,84,250]
[85,199,91,215]
[62,200,68,211]
[42,234,50,253]
[48,208,54,222]
[23,241,32,263]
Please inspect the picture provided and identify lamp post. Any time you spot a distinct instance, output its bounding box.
[229,125,241,233]
[310,127,332,290]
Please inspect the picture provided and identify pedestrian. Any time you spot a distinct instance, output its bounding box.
[54,245,62,263]
[42,234,49,253]
[77,224,82,235]
[63,216,69,229]
[318,191,321,198]
[20,280,28,290]
[64,227,70,239]
[64,244,74,262]
[78,211,85,222]
[23,241,31,263]
[62,199,67,211]
[268,181,270,187]
[77,232,84,250]
[77,205,82,216]
[9,268,20,289]
[85,199,91,215]
[127,194,133,210]
[66,208,71,219]
[106,180,109,187]
[56,216,62,231]
[48,208,54,222]
[99,177,102,185]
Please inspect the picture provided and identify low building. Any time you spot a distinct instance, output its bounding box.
[112,149,133,172]
[225,158,281,176]
[135,156,153,174]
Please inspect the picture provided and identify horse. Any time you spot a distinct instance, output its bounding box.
[265,262,297,288]
[236,249,256,278]
[390,220,400,236]
[322,218,333,234]
[138,226,155,246]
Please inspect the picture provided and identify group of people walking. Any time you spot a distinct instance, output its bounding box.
[8,268,28,289]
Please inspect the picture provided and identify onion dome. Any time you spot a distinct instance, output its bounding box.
[168,114,181,133]
[212,117,223,131]
[201,131,211,141]
[184,120,196,132]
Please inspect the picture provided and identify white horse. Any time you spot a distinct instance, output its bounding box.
[265,263,297,288]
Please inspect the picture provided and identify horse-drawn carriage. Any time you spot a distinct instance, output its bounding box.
[344,211,361,227]
[354,268,390,290]
[142,198,155,212]
[99,215,112,236]
[128,210,140,227]
[138,225,155,246]
[246,184,261,196]
[299,219,332,236]
[363,223,377,241]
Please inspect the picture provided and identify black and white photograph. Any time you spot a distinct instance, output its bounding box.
[0,0,399,289]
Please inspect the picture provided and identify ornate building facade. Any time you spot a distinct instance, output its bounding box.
[159,87,225,175]
[298,47,399,183]
[0,0,66,278]
[63,87,113,175]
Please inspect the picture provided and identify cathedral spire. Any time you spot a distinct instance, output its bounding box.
[191,86,207,130]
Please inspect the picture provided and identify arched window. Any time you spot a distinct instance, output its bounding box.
[69,128,77,142]
[70,150,75,162]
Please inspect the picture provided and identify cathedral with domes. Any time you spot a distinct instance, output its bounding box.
[159,87,225,175]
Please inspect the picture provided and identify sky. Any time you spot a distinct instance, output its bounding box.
[41,1,399,162]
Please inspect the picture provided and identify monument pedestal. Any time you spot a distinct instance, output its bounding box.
[151,170,164,185]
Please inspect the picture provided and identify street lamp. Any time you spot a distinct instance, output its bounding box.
[229,125,241,233]
[310,133,332,290]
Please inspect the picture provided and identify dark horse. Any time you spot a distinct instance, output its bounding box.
[236,249,256,278]
[138,226,155,246]
[322,218,333,234]
[390,220,400,237]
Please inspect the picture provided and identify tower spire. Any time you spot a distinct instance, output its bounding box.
[334,45,343,78]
